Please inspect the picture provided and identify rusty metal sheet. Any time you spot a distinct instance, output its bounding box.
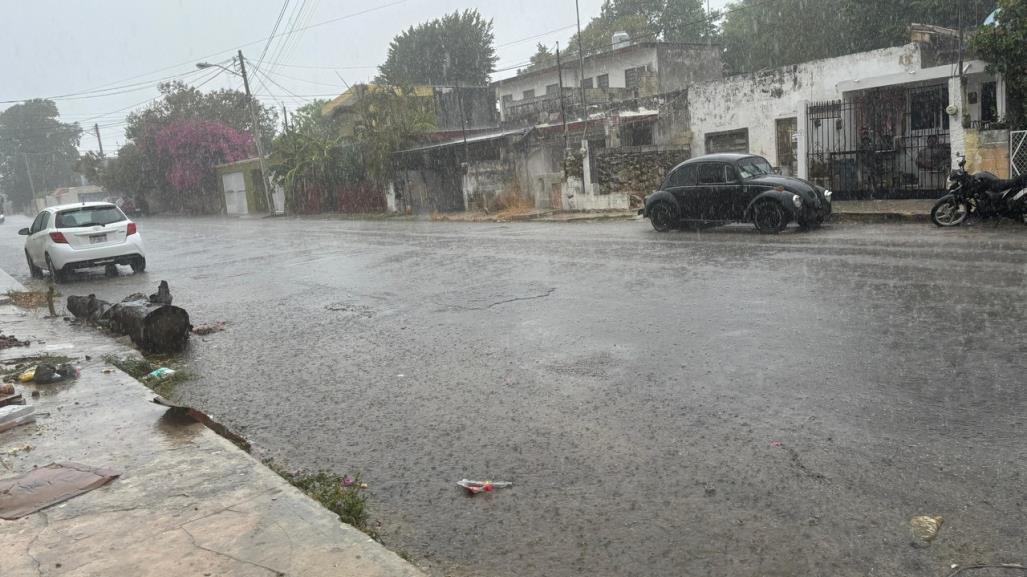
[0,462,119,520]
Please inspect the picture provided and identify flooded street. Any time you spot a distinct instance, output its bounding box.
[3,215,1026,577]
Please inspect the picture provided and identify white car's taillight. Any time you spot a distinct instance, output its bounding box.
[127,222,137,235]
[49,231,68,243]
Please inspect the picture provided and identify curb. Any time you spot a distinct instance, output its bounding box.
[0,266,27,305]
[831,212,930,223]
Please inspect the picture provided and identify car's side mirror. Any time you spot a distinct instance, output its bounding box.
[18,228,29,236]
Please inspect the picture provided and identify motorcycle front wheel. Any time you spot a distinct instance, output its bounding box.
[931,196,968,227]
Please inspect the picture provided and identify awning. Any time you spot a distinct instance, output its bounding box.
[837,60,991,94]
[396,127,532,154]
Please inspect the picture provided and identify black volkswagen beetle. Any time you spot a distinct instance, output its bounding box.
[642,153,832,233]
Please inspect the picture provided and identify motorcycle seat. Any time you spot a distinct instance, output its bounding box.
[976,172,1027,192]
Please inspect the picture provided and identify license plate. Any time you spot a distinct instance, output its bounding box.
[90,234,107,244]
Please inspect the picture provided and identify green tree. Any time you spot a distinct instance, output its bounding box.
[972,0,1027,127]
[720,0,996,74]
[125,81,277,149]
[566,0,715,57]
[286,99,344,139]
[378,10,497,86]
[0,99,81,208]
[119,80,277,213]
[527,43,557,71]
[660,0,717,43]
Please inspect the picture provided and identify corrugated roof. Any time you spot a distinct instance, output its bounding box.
[396,127,532,153]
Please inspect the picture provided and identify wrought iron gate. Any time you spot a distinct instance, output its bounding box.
[806,85,952,200]
[1012,130,1027,177]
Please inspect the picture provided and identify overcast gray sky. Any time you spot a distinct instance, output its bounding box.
[1,0,732,154]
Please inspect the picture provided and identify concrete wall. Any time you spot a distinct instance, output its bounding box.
[496,45,660,103]
[463,160,517,211]
[964,128,1011,178]
[688,44,923,161]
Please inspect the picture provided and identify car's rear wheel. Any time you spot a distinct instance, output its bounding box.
[131,257,146,273]
[649,202,676,232]
[45,254,65,283]
[753,200,788,234]
[26,250,44,279]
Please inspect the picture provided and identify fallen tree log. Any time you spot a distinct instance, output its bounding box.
[67,283,191,353]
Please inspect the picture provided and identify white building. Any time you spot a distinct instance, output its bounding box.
[494,41,722,125]
[686,37,1008,199]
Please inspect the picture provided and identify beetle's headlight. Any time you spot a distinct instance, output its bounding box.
[824,189,832,200]
[792,194,802,209]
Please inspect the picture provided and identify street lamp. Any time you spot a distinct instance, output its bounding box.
[195,52,277,215]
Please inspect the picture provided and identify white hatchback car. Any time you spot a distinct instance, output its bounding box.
[20,202,145,282]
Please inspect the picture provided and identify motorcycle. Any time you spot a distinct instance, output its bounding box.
[931,155,1027,227]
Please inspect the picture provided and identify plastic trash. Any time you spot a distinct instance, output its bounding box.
[457,479,513,495]
[910,515,944,547]
[33,363,79,384]
[18,368,35,383]
[147,367,176,380]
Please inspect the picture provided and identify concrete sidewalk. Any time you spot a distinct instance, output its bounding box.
[830,199,935,222]
[430,200,935,224]
[0,265,27,304]
[0,299,424,576]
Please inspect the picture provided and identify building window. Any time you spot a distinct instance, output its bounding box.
[909,84,949,132]
[619,121,654,147]
[546,83,559,96]
[581,77,593,89]
[624,66,646,90]
[501,94,513,105]
[522,89,535,99]
[981,81,998,124]
[596,74,609,89]
[705,129,749,154]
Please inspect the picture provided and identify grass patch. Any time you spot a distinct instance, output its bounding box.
[5,290,53,309]
[263,459,378,540]
[102,354,193,397]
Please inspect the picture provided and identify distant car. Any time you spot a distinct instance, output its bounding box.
[642,153,832,233]
[19,202,145,282]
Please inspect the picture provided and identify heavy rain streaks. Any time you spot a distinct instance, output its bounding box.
[2,216,1024,577]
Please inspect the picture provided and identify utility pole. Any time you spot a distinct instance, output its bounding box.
[456,80,470,168]
[574,0,586,119]
[282,105,289,132]
[21,152,36,199]
[556,42,568,150]
[94,123,104,156]
[237,49,276,214]
[957,2,964,81]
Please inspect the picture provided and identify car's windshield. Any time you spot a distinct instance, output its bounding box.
[55,206,125,228]
[736,157,775,179]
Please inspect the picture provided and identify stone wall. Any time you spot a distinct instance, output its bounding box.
[593,146,691,196]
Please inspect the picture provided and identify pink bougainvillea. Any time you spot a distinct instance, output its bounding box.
[151,119,252,191]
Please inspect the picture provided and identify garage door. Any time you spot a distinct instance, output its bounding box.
[222,172,248,215]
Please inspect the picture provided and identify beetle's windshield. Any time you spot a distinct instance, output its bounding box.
[736,157,775,178]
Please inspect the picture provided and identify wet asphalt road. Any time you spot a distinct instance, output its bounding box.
[2,215,1026,577]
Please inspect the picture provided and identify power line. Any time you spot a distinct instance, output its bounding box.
[251,66,315,103]
[261,68,345,88]
[496,24,579,48]
[2,0,405,107]
[271,62,377,70]
[257,0,292,70]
